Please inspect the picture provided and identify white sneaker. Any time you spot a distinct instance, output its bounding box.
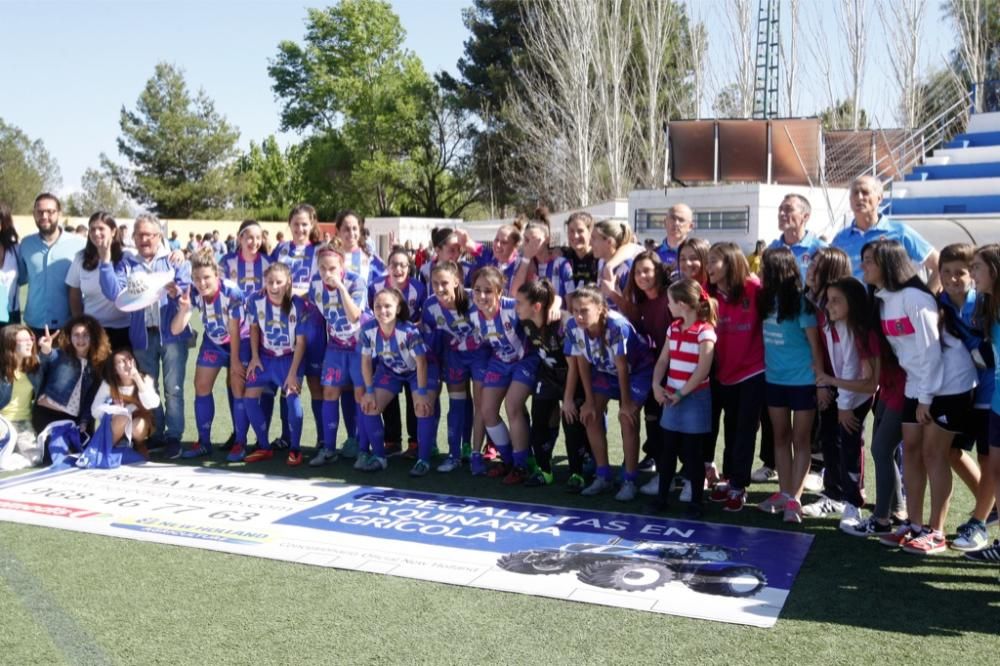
[838,503,862,531]
[802,495,845,518]
[803,471,824,493]
[679,480,692,503]
[640,474,660,496]
[309,448,338,467]
[581,476,613,496]
[436,456,461,473]
[751,465,778,483]
[615,480,638,502]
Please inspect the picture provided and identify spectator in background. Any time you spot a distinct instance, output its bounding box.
[656,203,694,272]
[210,230,225,258]
[0,203,21,327]
[18,193,86,338]
[261,229,272,255]
[748,240,765,276]
[168,230,181,252]
[275,231,285,244]
[225,234,237,254]
[186,232,198,255]
[832,175,939,290]
[75,225,88,238]
[769,194,826,281]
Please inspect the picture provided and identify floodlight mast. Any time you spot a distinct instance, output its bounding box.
[752,0,780,120]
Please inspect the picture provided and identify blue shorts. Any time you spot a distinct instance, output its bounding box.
[321,346,364,388]
[482,354,539,390]
[444,347,489,385]
[660,387,712,434]
[765,383,817,411]
[246,354,305,391]
[197,338,251,369]
[301,304,326,377]
[373,363,441,395]
[592,366,653,404]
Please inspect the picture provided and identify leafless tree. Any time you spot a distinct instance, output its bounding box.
[722,0,755,118]
[504,0,599,207]
[594,0,634,199]
[684,1,709,120]
[803,5,840,116]
[629,0,685,188]
[779,0,801,116]
[949,0,989,111]
[838,0,870,130]
[877,0,926,128]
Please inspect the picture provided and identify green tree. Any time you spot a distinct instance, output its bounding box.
[65,168,131,218]
[438,0,526,215]
[819,99,870,131]
[238,135,304,215]
[397,86,481,217]
[268,0,432,215]
[103,62,241,218]
[0,117,61,213]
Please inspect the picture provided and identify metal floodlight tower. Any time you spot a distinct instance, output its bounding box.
[752,0,780,120]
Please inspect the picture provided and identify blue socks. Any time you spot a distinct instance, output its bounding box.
[244,397,270,449]
[322,398,340,452]
[232,397,249,444]
[195,395,214,445]
[364,413,385,458]
[341,391,357,438]
[310,398,323,443]
[513,449,529,468]
[286,394,303,451]
[417,416,436,462]
[447,394,466,459]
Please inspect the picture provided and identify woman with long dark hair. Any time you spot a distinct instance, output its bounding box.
[65,212,130,350]
[0,202,21,327]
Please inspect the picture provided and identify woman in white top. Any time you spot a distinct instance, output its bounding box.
[0,203,21,327]
[66,212,131,350]
[91,348,160,458]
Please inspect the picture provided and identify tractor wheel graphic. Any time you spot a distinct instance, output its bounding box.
[687,566,767,598]
[577,559,674,592]
[497,551,573,575]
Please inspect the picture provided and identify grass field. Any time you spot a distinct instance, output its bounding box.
[2,317,999,665]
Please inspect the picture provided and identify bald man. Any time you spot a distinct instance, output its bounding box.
[831,176,939,290]
[656,204,693,271]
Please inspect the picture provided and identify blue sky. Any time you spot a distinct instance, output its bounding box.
[1,0,957,196]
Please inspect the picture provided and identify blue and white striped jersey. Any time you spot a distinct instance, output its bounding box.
[470,296,526,363]
[245,292,306,357]
[310,270,367,350]
[421,293,481,353]
[343,247,386,287]
[271,241,319,295]
[368,277,426,323]
[220,251,270,297]
[193,279,246,346]
[360,319,427,375]
[533,255,574,301]
[563,310,653,375]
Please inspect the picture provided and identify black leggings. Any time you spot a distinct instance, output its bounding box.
[710,373,765,490]
[531,392,592,476]
[383,388,418,445]
[658,429,705,505]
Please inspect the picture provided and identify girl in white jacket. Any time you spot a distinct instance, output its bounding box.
[91,349,161,458]
[863,239,977,555]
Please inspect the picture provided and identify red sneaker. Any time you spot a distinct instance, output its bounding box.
[402,440,419,459]
[244,448,274,463]
[502,465,530,485]
[483,441,499,461]
[723,488,746,512]
[287,451,303,467]
[902,529,947,555]
[709,480,730,502]
[487,463,510,479]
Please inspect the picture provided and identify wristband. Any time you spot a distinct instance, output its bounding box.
[365,386,375,395]
[416,387,428,396]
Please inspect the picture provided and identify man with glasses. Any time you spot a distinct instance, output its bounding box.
[18,193,86,338]
[99,214,192,457]
[656,203,694,272]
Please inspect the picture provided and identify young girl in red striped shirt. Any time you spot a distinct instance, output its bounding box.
[651,278,718,517]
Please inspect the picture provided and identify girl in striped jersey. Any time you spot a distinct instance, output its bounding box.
[271,204,324,451]
[423,261,489,472]
[309,245,367,467]
[242,262,308,466]
[369,247,426,456]
[471,225,522,295]
[650,279,718,518]
[470,266,540,480]
[563,286,654,501]
[221,219,270,297]
[359,288,440,477]
[335,210,386,287]
[418,227,479,289]
[510,221,573,305]
[171,249,251,461]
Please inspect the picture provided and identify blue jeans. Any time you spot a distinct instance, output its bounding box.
[133,333,189,443]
